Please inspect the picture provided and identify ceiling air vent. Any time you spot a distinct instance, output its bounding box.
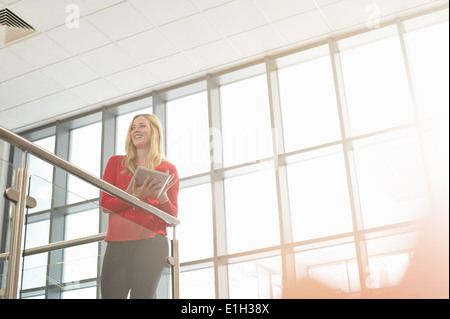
[0,8,35,45]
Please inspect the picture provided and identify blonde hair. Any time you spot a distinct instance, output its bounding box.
[121,114,166,174]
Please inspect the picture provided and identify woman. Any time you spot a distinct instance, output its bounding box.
[100,114,179,299]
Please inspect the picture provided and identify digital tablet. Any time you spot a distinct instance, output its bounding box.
[126,166,171,199]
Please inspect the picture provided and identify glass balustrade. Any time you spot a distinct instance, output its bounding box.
[18,173,174,299]
[0,158,16,298]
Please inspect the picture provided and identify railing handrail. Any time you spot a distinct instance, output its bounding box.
[0,125,180,227]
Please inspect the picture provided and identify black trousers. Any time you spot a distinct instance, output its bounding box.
[101,235,169,299]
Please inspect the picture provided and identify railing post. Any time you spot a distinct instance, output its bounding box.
[4,151,27,299]
[171,226,180,299]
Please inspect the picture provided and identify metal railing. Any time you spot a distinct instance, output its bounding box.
[0,125,180,299]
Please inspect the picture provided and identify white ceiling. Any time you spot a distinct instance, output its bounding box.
[0,0,444,133]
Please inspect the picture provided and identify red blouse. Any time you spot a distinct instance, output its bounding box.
[100,155,179,242]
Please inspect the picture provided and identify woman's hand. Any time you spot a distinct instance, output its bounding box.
[131,176,162,200]
[158,171,178,204]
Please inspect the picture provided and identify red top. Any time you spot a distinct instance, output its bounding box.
[100,155,179,242]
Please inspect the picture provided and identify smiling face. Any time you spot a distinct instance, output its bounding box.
[130,115,152,150]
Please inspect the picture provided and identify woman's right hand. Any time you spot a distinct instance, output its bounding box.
[131,176,162,200]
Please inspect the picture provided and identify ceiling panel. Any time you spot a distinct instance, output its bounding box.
[129,0,199,26]
[0,48,34,82]
[0,0,444,132]
[7,34,71,68]
[255,0,316,22]
[70,78,123,105]
[46,18,111,55]
[77,43,138,77]
[106,66,160,94]
[144,53,201,82]
[184,39,241,69]
[158,13,222,51]
[116,28,179,64]
[190,0,233,11]
[228,24,284,57]
[86,2,152,41]
[6,71,64,102]
[32,90,88,115]
[204,0,268,36]
[40,58,99,89]
[7,99,57,125]
[272,9,331,44]
[319,0,374,30]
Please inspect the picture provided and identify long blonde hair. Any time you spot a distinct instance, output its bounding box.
[121,114,166,174]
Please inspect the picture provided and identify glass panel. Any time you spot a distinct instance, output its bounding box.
[26,135,55,182]
[178,183,213,263]
[220,74,273,167]
[0,158,15,297]
[352,130,430,229]
[180,267,215,299]
[294,242,359,294]
[339,26,414,136]
[21,174,174,299]
[166,91,210,178]
[286,145,353,242]
[278,45,341,152]
[228,256,282,299]
[115,107,153,155]
[404,19,449,120]
[224,167,280,254]
[67,122,102,204]
[365,232,420,289]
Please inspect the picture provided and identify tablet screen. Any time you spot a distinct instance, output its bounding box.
[126,166,171,199]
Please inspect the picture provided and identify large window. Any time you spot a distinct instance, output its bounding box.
[278,45,341,152]
[67,122,102,203]
[10,8,448,299]
[338,26,415,137]
[220,75,273,167]
[166,91,210,178]
[224,167,280,254]
[286,146,353,242]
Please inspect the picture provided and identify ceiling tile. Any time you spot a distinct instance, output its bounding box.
[46,18,111,55]
[77,43,138,77]
[7,34,71,68]
[0,110,26,130]
[228,25,284,57]
[129,0,199,26]
[0,82,29,110]
[144,53,200,82]
[204,0,268,36]
[319,0,373,31]
[6,100,57,125]
[32,90,87,115]
[106,66,160,94]
[255,0,316,22]
[71,78,122,104]
[40,58,98,88]
[190,0,233,11]
[272,9,331,44]
[0,48,34,82]
[158,13,222,51]
[6,70,65,102]
[184,39,241,69]
[116,29,179,64]
[75,0,123,15]
[375,0,434,18]
[86,2,152,41]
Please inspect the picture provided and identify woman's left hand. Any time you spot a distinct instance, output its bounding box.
[158,170,177,204]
